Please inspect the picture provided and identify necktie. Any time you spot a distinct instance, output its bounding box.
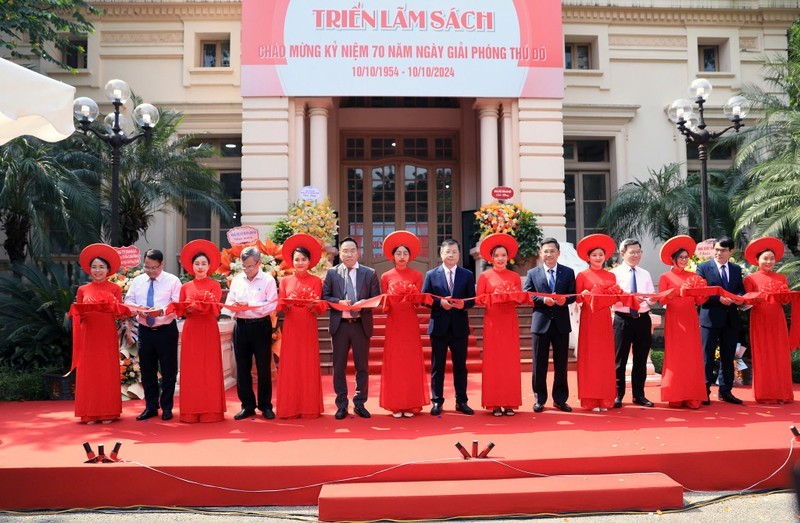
[720,264,729,290]
[630,267,639,318]
[346,268,359,318]
[447,269,454,294]
[146,278,156,327]
[547,269,555,293]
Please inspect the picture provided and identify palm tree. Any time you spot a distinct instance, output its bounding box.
[0,137,100,265]
[596,163,731,244]
[74,104,234,246]
[731,29,800,258]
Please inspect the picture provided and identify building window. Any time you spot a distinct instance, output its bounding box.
[699,45,719,72]
[345,138,365,160]
[565,43,591,70]
[564,140,610,245]
[344,135,457,161]
[201,40,230,68]
[64,38,88,69]
[696,38,729,72]
[184,138,242,248]
[186,171,241,247]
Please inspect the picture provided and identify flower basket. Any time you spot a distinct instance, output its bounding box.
[473,202,542,266]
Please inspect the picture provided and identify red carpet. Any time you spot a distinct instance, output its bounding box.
[1,371,799,515]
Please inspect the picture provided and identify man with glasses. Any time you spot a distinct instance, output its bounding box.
[696,236,745,405]
[611,239,655,408]
[225,246,278,420]
[124,249,182,421]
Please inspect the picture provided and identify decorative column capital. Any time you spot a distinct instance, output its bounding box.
[473,98,501,118]
[307,97,333,117]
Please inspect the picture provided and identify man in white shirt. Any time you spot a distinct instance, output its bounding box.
[124,249,182,421]
[225,246,278,420]
[610,238,655,408]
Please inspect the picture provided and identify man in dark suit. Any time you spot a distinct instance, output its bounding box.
[523,238,576,413]
[696,236,745,405]
[322,237,381,419]
[421,239,476,415]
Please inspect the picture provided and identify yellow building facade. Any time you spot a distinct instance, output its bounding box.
[14,1,800,273]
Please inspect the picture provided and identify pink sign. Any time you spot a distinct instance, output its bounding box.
[695,239,716,260]
[242,0,563,98]
[115,246,141,268]
[227,226,261,246]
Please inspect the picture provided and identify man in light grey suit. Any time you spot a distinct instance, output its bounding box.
[322,237,381,420]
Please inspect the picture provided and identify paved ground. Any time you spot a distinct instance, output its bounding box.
[0,491,796,522]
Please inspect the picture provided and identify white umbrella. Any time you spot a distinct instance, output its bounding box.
[0,58,76,146]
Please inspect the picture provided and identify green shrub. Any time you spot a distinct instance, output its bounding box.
[792,351,800,384]
[268,218,294,245]
[0,367,50,401]
[0,263,75,371]
[650,348,664,375]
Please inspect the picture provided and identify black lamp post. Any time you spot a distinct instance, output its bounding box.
[72,79,159,247]
[668,78,750,241]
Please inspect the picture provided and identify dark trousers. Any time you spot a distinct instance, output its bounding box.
[138,321,179,412]
[613,313,652,398]
[430,330,468,406]
[532,324,570,405]
[331,320,370,409]
[233,318,273,411]
[701,322,739,395]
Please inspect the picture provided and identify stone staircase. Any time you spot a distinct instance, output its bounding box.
[315,305,577,375]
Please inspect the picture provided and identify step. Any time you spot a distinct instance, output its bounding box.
[318,473,683,522]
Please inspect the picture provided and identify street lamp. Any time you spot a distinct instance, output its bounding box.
[668,78,750,240]
[72,79,159,247]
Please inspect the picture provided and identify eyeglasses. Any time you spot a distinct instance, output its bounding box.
[626,250,643,256]
[143,265,161,271]
[242,263,260,270]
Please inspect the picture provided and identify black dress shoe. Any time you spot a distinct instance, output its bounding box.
[430,404,442,416]
[720,393,744,405]
[233,409,256,420]
[455,402,474,415]
[335,407,348,420]
[353,405,371,418]
[262,409,275,420]
[613,397,623,409]
[633,396,654,407]
[161,410,173,421]
[136,409,158,421]
[533,403,544,413]
[554,402,573,413]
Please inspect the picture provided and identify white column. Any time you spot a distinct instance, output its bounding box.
[501,101,514,192]
[518,98,565,240]
[475,100,499,205]
[308,99,331,201]
[292,101,306,201]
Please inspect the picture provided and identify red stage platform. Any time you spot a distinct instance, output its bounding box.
[1,371,799,520]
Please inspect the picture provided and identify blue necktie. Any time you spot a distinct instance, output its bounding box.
[630,267,639,318]
[547,269,555,293]
[346,269,359,319]
[146,278,155,327]
[720,264,729,290]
